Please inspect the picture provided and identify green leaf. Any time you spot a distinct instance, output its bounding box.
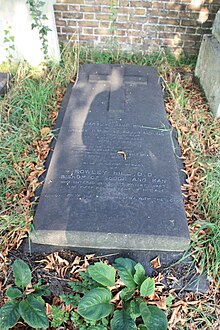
[9,36,14,42]
[134,263,146,286]
[140,303,168,330]
[0,301,20,330]
[113,258,137,290]
[110,309,137,330]
[78,287,113,321]
[166,296,173,309]
[138,325,147,330]
[130,299,141,319]
[119,288,133,301]
[6,287,23,299]
[12,259,32,290]
[102,317,108,326]
[140,278,155,297]
[19,295,49,329]
[88,262,116,287]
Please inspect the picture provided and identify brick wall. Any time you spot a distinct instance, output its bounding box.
[54,0,220,55]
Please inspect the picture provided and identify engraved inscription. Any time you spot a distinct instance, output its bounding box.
[60,169,168,198]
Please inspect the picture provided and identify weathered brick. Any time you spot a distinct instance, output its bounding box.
[83,13,95,20]
[118,7,134,15]
[94,28,111,35]
[62,26,78,34]
[175,26,186,33]
[152,1,165,9]
[181,19,198,27]
[54,11,62,19]
[57,34,68,42]
[159,18,179,25]
[165,2,182,11]
[62,12,83,19]
[179,11,199,20]
[117,15,129,22]
[115,29,126,36]
[56,19,67,27]
[99,21,110,28]
[134,8,146,16]
[82,28,94,34]
[148,17,159,24]
[130,1,143,7]
[96,14,110,21]
[79,21,99,27]
[80,5,100,12]
[129,15,147,23]
[186,27,197,34]
[59,0,84,4]
[80,35,96,40]
[54,4,68,11]
[101,6,110,13]
[68,5,81,11]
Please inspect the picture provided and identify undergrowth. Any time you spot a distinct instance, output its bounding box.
[0,46,79,253]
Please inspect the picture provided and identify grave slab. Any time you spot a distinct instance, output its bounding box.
[0,73,9,96]
[32,64,189,252]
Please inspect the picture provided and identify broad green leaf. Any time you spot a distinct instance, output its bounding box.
[12,259,32,290]
[138,325,147,330]
[78,287,113,321]
[88,262,115,287]
[140,278,155,297]
[140,302,168,330]
[130,299,141,319]
[134,263,146,286]
[119,288,133,301]
[110,309,137,330]
[6,287,23,299]
[19,295,49,329]
[0,301,20,330]
[113,258,136,290]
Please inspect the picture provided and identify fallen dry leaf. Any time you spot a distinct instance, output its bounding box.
[151,256,161,269]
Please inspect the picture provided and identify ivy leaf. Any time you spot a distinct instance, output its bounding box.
[113,258,137,290]
[140,302,168,330]
[110,309,137,330]
[140,278,155,297]
[6,287,23,299]
[134,263,146,286]
[12,259,32,290]
[0,301,20,330]
[88,262,116,287]
[78,287,113,321]
[19,295,49,329]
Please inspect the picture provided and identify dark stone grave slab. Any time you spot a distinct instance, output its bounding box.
[0,73,9,96]
[32,64,189,252]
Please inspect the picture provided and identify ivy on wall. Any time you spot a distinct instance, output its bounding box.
[26,0,51,59]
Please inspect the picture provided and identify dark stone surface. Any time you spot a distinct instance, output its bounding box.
[0,73,9,96]
[32,64,189,251]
